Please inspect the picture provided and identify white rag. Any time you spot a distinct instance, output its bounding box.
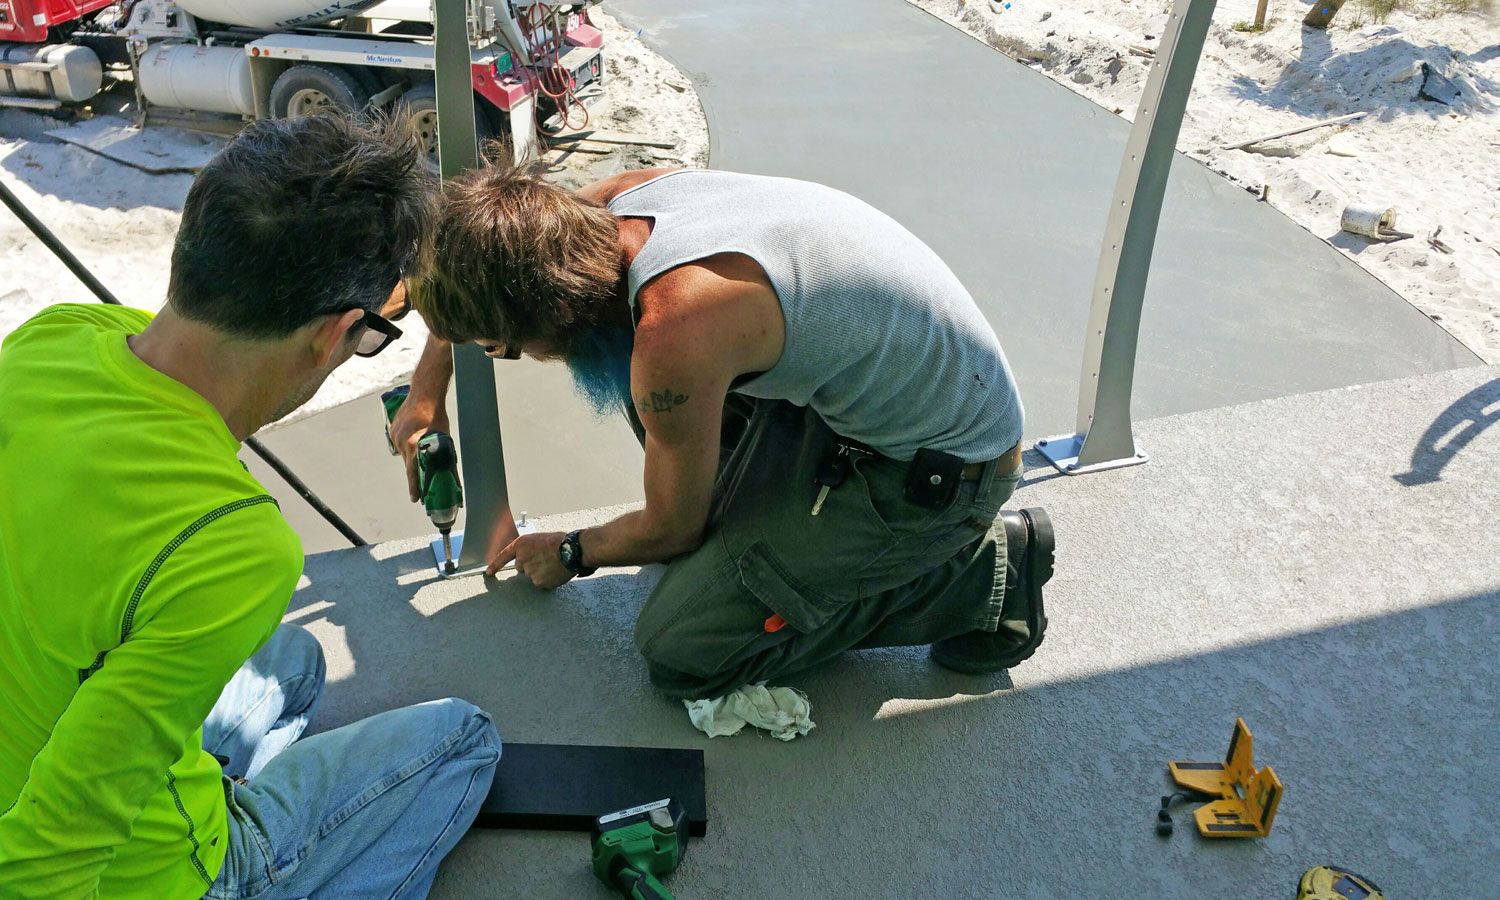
[683,683,815,741]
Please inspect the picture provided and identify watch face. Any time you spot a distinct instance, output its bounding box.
[560,539,577,565]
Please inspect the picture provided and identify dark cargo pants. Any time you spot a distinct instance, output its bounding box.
[631,397,1019,699]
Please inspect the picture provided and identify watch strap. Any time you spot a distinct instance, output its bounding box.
[560,530,597,577]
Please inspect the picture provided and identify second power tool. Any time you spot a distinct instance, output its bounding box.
[382,385,463,574]
[591,798,688,900]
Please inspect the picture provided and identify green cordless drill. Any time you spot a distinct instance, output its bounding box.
[591,799,689,900]
[381,385,463,574]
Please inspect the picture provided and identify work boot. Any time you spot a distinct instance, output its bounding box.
[930,507,1054,675]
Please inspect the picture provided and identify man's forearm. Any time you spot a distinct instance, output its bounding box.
[581,508,704,568]
[410,334,454,404]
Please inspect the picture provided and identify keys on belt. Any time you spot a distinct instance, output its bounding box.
[809,442,1014,517]
[810,443,870,516]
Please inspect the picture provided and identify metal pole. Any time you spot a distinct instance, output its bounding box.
[1034,0,1217,476]
[0,176,368,546]
[434,0,522,573]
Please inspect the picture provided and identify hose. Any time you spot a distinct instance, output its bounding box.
[0,176,369,547]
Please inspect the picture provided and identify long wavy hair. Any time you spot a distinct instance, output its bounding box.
[414,160,622,355]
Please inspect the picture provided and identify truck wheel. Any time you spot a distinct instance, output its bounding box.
[270,64,370,119]
[398,83,497,176]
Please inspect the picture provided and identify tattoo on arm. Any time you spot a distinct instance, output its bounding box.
[638,389,690,414]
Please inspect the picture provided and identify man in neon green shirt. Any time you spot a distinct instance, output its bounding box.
[0,115,500,899]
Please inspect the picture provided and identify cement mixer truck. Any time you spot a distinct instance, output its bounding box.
[0,1,605,166]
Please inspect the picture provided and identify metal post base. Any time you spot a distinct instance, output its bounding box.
[431,517,536,579]
[1034,433,1149,476]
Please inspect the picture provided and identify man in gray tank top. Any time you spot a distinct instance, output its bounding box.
[398,166,1056,700]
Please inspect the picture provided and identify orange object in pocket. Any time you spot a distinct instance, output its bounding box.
[763,613,788,633]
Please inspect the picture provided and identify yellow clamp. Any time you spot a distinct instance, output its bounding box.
[1168,717,1283,838]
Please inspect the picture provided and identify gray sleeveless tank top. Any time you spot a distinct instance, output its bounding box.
[607,170,1023,462]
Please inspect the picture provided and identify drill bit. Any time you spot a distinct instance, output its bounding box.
[440,531,456,574]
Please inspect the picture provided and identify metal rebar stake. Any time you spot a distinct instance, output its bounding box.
[435,0,522,575]
[1035,0,1217,476]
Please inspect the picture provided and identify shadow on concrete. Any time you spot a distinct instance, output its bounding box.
[285,537,1499,896]
[1394,377,1500,485]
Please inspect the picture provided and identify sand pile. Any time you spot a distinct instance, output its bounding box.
[914,0,1500,362]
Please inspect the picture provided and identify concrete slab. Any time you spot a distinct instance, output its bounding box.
[243,358,645,553]
[249,0,1480,556]
[607,0,1478,437]
[286,364,1500,897]
[44,116,227,174]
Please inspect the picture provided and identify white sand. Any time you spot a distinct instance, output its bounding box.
[913,0,1500,362]
[0,7,708,424]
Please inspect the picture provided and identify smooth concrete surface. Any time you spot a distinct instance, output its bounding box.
[253,0,1480,555]
[607,0,1478,437]
[285,365,1500,897]
[243,358,645,552]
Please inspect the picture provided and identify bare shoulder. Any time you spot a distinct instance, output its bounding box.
[577,167,685,205]
[635,253,784,381]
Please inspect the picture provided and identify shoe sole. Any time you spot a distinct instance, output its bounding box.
[929,507,1055,675]
[1000,507,1054,668]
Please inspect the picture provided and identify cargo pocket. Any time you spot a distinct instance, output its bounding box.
[735,540,847,634]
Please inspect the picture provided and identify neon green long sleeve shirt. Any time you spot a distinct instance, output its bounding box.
[0,305,303,898]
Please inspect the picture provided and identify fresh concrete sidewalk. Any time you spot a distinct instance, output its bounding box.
[284,364,1500,897]
[608,0,1478,435]
[248,0,1482,556]
[242,356,646,553]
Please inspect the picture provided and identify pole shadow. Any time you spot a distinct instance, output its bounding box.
[1394,377,1500,486]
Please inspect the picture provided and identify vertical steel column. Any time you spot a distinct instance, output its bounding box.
[435,0,521,572]
[1034,0,1217,475]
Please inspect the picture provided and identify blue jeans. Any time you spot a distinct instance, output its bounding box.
[202,624,501,899]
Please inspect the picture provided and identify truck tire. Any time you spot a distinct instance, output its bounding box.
[398,83,498,176]
[270,64,370,119]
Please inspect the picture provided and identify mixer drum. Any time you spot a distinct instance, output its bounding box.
[172,0,388,31]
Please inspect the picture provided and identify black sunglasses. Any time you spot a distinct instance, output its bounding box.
[482,342,523,361]
[351,288,412,358]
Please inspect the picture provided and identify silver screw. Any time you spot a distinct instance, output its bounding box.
[929,474,943,485]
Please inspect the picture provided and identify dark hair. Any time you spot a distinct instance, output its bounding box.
[168,114,435,338]
[413,161,621,354]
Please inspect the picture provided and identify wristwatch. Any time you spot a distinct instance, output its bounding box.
[558,530,596,577]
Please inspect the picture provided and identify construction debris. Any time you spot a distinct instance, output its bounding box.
[548,129,676,149]
[1223,112,1367,152]
[1428,227,1455,255]
[1323,137,1359,158]
[1417,62,1462,106]
[1340,203,1414,243]
[544,141,613,155]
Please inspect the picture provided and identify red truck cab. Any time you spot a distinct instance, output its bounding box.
[0,1,114,43]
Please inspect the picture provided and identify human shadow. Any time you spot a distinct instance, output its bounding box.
[1393,376,1500,485]
[283,535,1500,895]
[432,581,1500,896]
